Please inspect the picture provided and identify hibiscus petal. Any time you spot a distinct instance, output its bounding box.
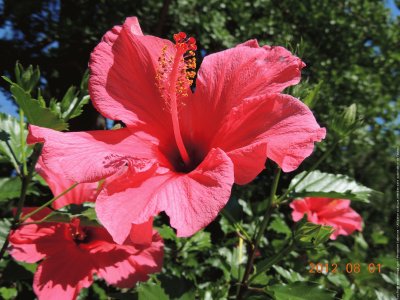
[33,252,93,300]
[9,225,52,263]
[164,148,234,237]
[289,200,311,222]
[212,94,326,176]
[224,142,268,184]
[37,158,99,209]
[96,148,234,243]
[9,208,56,263]
[185,42,304,141]
[129,218,154,246]
[196,41,304,111]
[89,16,173,130]
[97,231,164,288]
[28,125,158,183]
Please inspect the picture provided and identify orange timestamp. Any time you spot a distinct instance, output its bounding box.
[309,262,382,274]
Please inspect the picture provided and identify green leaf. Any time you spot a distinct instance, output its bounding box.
[91,283,108,300]
[327,273,350,287]
[14,62,40,92]
[269,282,336,300]
[371,230,389,245]
[374,289,397,300]
[63,94,90,120]
[10,84,68,130]
[293,216,333,248]
[137,282,170,300]
[0,218,12,246]
[37,209,100,226]
[0,113,32,168]
[2,76,14,85]
[0,287,17,300]
[159,275,195,300]
[0,177,22,201]
[157,225,177,241]
[238,198,253,216]
[58,85,91,120]
[329,104,362,137]
[183,231,212,252]
[60,86,78,112]
[268,217,291,237]
[250,272,272,286]
[303,80,323,108]
[78,207,101,226]
[0,177,37,202]
[289,170,378,203]
[273,266,304,283]
[40,212,71,223]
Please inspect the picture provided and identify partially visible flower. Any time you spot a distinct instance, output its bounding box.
[28,17,326,243]
[36,157,99,209]
[9,208,163,300]
[290,197,362,240]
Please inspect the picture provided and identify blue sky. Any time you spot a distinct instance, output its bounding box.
[0,1,399,118]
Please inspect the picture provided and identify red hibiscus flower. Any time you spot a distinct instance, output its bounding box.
[290,197,363,239]
[36,157,99,209]
[28,17,325,243]
[9,208,163,300]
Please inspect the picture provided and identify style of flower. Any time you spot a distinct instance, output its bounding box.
[28,17,326,243]
[290,197,362,239]
[9,208,163,300]
[36,157,99,209]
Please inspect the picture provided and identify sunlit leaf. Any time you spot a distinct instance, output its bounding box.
[0,177,21,201]
[289,170,378,203]
[157,225,177,241]
[0,177,37,202]
[0,287,17,300]
[0,218,12,246]
[273,266,304,283]
[0,113,32,168]
[10,85,68,130]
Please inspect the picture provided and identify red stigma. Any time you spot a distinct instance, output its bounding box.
[70,218,86,241]
[173,32,197,52]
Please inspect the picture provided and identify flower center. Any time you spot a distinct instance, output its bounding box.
[69,218,88,243]
[156,32,197,167]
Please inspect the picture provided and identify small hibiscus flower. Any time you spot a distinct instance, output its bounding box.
[290,197,362,239]
[9,208,163,300]
[28,17,326,243]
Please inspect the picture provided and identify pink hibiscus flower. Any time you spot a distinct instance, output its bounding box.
[290,197,363,239]
[36,157,99,209]
[9,208,163,300]
[28,17,326,243]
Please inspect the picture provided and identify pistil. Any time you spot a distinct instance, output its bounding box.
[156,32,197,167]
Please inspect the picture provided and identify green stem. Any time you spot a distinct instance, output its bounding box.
[0,143,42,261]
[237,167,281,299]
[0,233,10,260]
[19,182,79,223]
[221,208,252,243]
[4,139,22,177]
[19,110,27,175]
[248,241,295,283]
[14,144,42,224]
